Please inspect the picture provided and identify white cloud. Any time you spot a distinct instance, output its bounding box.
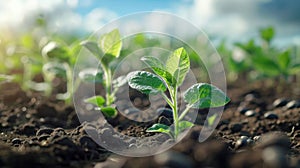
[0,0,118,35]
[84,8,118,32]
[0,0,62,28]
[175,0,300,44]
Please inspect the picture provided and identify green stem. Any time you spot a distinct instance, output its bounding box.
[65,63,73,105]
[178,104,192,121]
[169,87,179,139]
[161,93,174,108]
[103,66,112,106]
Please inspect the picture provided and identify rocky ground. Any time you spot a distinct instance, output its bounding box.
[0,81,299,168]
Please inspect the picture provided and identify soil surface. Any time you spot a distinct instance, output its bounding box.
[0,80,300,168]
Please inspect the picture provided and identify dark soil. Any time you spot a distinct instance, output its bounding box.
[0,80,300,168]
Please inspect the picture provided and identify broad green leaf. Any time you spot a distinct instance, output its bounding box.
[183,83,230,109]
[99,29,122,58]
[178,121,194,133]
[84,96,105,107]
[289,64,300,74]
[252,56,280,76]
[127,71,166,94]
[207,114,217,126]
[42,42,69,62]
[43,62,66,77]
[78,68,103,83]
[141,56,165,70]
[146,124,170,134]
[166,47,190,86]
[81,41,102,59]
[278,51,290,70]
[100,106,117,118]
[141,56,176,87]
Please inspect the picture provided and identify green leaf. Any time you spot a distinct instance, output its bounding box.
[166,47,190,86]
[252,56,280,76]
[260,26,274,43]
[207,114,217,126]
[141,56,176,87]
[127,71,166,94]
[289,63,300,74]
[42,42,69,62]
[178,121,194,133]
[146,124,170,134]
[84,96,105,107]
[278,51,290,70]
[100,106,117,118]
[43,62,66,77]
[184,83,230,109]
[141,56,165,70]
[81,41,102,59]
[78,68,103,83]
[99,29,122,58]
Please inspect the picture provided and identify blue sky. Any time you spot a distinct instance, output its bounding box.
[0,0,299,46]
[75,0,176,16]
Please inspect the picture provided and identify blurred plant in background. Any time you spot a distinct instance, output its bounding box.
[0,12,299,104]
[218,26,300,83]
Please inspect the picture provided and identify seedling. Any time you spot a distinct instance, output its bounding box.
[41,40,80,104]
[80,29,126,118]
[127,47,230,139]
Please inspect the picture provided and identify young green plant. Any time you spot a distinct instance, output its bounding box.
[80,29,126,118]
[127,47,230,139]
[41,40,80,104]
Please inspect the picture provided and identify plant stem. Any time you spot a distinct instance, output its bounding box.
[178,104,192,121]
[169,87,179,139]
[64,63,73,105]
[103,66,112,106]
[161,93,173,108]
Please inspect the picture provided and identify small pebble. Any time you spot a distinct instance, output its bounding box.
[246,138,254,145]
[245,94,256,102]
[12,138,22,145]
[245,110,256,117]
[235,137,248,149]
[36,128,54,136]
[285,100,299,109]
[1,122,9,128]
[157,108,173,119]
[230,123,243,133]
[264,112,278,120]
[273,98,288,108]
[237,106,249,114]
[253,136,261,141]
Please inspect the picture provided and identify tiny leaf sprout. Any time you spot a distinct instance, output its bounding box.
[127,47,230,139]
[80,29,126,118]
